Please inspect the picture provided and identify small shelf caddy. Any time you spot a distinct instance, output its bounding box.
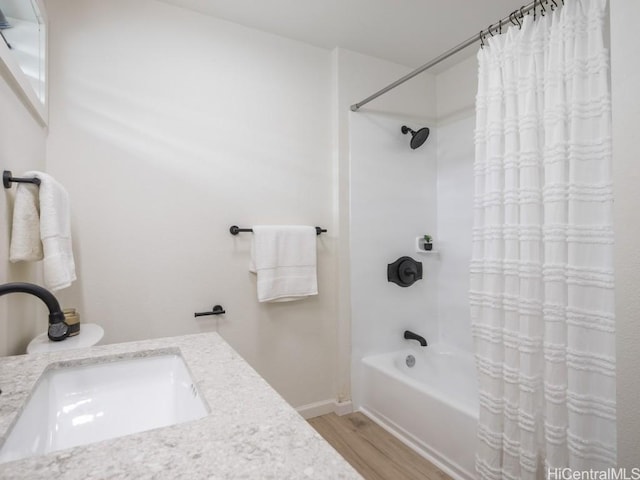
[415,237,440,255]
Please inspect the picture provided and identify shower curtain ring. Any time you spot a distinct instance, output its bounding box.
[479,31,485,48]
[488,24,494,37]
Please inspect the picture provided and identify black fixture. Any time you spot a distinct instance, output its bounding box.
[229,225,327,235]
[404,330,428,347]
[0,282,69,341]
[401,125,430,150]
[3,170,41,189]
[387,256,422,287]
[194,305,226,317]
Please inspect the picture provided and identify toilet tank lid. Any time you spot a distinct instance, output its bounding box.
[26,324,104,354]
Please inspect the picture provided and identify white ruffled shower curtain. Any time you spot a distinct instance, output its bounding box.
[471,0,616,477]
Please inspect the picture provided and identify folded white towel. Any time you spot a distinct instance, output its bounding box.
[249,225,318,303]
[9,171,76,291]
[9,183,43,262]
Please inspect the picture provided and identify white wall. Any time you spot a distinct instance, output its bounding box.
[435,115,474,352]
[610,0,640,468]
[434,56,477,353]
[0,69,47,356]
[44,0,336,409]
[43,0,441,413]
[435,55,478,121]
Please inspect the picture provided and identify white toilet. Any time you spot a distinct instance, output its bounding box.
[26,324,104,354]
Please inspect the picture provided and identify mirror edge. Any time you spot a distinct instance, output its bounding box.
[0,0,48,127]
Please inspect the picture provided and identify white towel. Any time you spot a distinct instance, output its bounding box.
[249,225,318,303]
[9,183,43,262]
[9,171,76,291]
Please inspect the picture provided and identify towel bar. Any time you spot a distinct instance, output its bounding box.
[229,225,327,236]
[3,170,41,189]
[194,305,226,317]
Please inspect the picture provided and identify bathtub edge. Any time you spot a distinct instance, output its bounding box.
[359,406,475,480]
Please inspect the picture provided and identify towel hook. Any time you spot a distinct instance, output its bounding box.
[3,170,41,189]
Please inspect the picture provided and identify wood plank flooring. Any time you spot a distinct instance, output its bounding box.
[308,412,453,480]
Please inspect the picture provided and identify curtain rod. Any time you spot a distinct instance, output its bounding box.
[350,0,559,112]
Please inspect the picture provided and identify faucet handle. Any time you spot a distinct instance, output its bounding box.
[48,321,70,341]
[48,311,69,341]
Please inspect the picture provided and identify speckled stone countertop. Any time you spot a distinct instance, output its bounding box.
[0,332,362,479]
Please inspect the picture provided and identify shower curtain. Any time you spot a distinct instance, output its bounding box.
[471,0,615,478]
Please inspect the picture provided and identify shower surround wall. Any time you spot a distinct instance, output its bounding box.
[349,111,438,407]
[435,116,474,353]
[349,56,478,381]
[348,55,479,476]
[434,56,478,354]
[331,47,437,405]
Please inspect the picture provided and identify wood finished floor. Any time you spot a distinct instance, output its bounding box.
[308,412,453,480]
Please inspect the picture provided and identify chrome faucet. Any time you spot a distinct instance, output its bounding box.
[0,282,69,341]
[404,330,428,347]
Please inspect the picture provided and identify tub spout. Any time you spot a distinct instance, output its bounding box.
[404,330,427,347]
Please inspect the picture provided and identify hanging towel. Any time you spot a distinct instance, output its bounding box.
[9,183,43,262]
[9,171,76,291]
[249,225,318,303]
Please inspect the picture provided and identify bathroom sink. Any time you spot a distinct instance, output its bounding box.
[0,353,209,463]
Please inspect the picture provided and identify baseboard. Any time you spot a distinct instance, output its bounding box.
[296,399,354,419]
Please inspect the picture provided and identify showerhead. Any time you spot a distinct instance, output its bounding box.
[401,125,430,149]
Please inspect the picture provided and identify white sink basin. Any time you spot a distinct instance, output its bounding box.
[0,353,209,463]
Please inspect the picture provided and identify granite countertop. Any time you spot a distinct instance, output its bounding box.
[0,332,362,479]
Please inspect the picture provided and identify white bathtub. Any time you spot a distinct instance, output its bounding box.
[359,345,479,479]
